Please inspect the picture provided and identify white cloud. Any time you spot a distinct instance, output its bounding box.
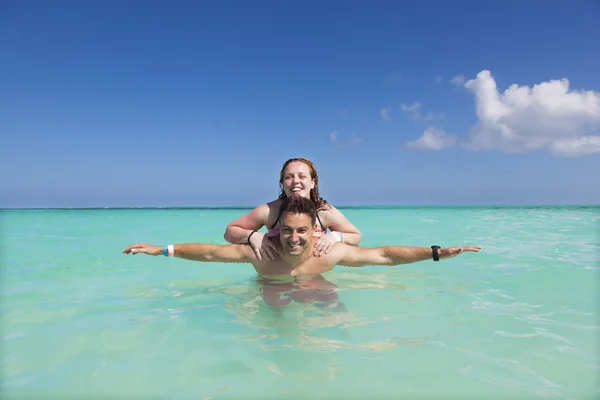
[463,70,600,157]
[329,131,364,148]
[380,107,391,121]
[424,111,445,121]
[400,102,444,122]
[405,127,456,150]
[400,102,423,119]
[450,75,465,87]
[548,136,600,157]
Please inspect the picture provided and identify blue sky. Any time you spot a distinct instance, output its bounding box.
[1,0,599,208]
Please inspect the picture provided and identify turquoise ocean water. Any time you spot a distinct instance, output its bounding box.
[1,206,599,399]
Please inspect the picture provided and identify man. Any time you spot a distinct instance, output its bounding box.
[123,197,481,278]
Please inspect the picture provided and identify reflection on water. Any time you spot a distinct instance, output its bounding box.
[223,274,353,332]
[217,274,436,355]
[127,271,466,355]
[188,273,432,383]
[256,275,346,311]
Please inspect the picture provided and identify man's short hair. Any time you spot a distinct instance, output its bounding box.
[279,196,317,226]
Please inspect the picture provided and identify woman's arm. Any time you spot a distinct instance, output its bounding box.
[224,202,280,261]
[321,206,362,246]
[224,203,269,244]
[312,205,362,256]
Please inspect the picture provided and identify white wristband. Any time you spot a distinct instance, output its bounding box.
[333,231,344,243]
[167,244,174,257]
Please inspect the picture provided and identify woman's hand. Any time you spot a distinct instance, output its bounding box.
[249,232,280,261]
[312,232,341,257]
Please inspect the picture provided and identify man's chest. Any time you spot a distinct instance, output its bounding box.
[253,259,294,276]
[255,258,330,277]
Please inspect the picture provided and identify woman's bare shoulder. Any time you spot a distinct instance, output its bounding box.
[262,199,283,224]
[316,203,339,217]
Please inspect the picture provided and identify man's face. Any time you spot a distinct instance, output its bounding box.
[279,212,314,257]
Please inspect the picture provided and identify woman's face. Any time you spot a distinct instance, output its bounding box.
[281,161,315,199]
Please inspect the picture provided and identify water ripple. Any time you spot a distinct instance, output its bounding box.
[494,328,571,344]
[455,347,572,399]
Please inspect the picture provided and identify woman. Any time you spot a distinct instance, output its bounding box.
[224,158,362,260]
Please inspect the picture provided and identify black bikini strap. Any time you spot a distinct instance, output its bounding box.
[270,215,280,229]
[316,212,326,231]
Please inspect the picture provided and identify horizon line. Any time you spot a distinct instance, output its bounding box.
[2,203,599,211]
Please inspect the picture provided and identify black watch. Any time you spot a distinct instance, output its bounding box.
[431,245,441,261]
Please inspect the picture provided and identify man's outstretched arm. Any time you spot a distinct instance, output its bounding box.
[335,244,482,267]
[122,242,255,264]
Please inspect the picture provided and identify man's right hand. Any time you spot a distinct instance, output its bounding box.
[249,232,280,261]
[123,243,162,256]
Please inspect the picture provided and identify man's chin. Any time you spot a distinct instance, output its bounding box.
[285,246,305,256]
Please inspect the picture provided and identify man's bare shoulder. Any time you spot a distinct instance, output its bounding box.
[310,242,348,268]
[266,234,282,248]
[323,241,346,255]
